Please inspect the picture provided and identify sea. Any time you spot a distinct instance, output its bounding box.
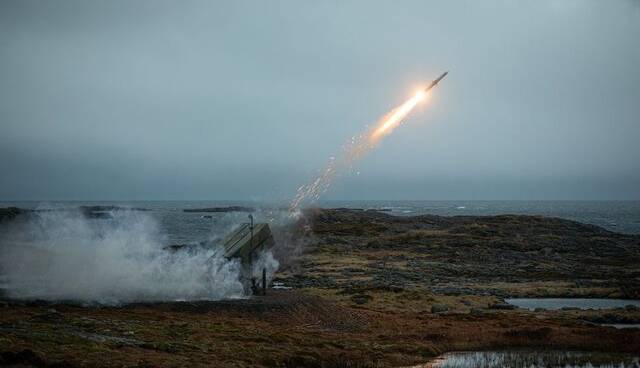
[1,200,639,244]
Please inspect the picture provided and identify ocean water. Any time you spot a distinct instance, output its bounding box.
[1,200,639,244]
[323,200,640,235]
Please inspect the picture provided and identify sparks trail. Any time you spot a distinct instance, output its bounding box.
[289,73,448,216]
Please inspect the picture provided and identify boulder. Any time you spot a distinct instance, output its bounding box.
[560,307,580,311]
[351,294,372,305]
[431,304,449,313]
[489,302,516,310]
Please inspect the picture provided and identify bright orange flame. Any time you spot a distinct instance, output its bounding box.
[289,88,431,216]
[372,89,429,139]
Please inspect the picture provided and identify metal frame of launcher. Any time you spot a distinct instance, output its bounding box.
[219,215,274,295]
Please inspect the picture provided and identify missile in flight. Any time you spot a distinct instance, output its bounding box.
[424,71,448,92]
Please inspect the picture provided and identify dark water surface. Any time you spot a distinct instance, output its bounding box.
[2,200,639,244]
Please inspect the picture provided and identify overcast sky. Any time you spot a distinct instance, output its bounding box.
[1,0,639,201]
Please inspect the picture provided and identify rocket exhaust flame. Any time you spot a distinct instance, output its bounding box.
[289,73,447,216]
[372,89,429,139]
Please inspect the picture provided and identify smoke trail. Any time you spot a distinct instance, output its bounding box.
[289,89,430,215]
[0,209,254,304]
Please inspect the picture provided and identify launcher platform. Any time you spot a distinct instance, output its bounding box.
[221,223,274,262]
[219,221,274,294]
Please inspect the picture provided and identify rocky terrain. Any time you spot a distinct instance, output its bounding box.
[1,208,639,367]
[278,209,640,301]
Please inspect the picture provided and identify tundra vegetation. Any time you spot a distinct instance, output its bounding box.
[1,208,639,367]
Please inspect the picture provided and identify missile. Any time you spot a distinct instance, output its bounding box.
[424,71,448,92]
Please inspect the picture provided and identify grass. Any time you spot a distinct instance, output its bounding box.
[2,209,640,366]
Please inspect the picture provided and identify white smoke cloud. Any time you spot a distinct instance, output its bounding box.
[251,250,280,287]
[0,209,249,304]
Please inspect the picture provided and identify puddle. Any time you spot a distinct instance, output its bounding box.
[412,351,640,368]
[506,298,640,311]
[600,324,640,329]
[271,282,291,290]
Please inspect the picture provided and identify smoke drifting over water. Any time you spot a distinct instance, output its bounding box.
[0,209,278,304]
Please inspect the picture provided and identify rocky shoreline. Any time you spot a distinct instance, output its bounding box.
[278,208,640,299]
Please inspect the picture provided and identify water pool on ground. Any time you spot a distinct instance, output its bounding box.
[505,298,640,311]
[414,351,639,368]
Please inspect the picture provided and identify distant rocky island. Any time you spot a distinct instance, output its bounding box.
[0,205,148,222]
[0,207,23,222]
[183,206,255,213]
